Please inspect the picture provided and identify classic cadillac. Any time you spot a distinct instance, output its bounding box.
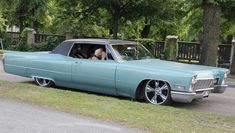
[2,39,229,105]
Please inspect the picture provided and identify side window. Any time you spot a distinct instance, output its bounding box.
[89,44,106,60]
[106,47,114,60]
[69,43,90,59]
[69,44,82,58]
[69,43,114,61]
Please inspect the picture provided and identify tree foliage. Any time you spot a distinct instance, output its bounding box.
[0,0,234,42]
[0,0,48,32]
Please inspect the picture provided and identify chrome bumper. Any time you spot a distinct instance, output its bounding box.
[171,89,212,103]
[171,85,227,103]
[211,85,227,93]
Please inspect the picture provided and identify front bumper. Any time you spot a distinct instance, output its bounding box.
[171,85,227,103]
[211,85,227,93]
[171,90,211,103]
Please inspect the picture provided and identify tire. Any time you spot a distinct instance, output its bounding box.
[143,80,172,105]
[34,77,54,87]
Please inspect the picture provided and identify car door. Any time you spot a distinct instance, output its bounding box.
[71,44,117,95]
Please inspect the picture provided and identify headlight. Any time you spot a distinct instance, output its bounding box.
[175,85,186,91]
[191,76,197,84]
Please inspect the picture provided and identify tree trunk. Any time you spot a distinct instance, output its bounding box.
[19,18,24,32]
[200,1,220,66]
[111,14,119,39]
[230,44,235,74]
[141,24,151,38]
[141,18,151,38]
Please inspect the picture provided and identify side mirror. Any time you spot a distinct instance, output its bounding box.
[160,52,165,60]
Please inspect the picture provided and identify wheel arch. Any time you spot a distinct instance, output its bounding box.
[134,79,172,100]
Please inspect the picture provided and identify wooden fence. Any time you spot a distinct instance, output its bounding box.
[34,33,66,43]
[153,41,232,67]
[7,32,21,46]
[7,32,66,44]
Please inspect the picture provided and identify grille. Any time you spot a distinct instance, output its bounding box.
[192,79,214,91]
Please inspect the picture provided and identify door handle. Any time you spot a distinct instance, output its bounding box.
[75,62,82,64]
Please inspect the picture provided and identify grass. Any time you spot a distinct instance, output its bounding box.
[178,59,199,64]
[0,50,4,59]
[0,81,235,133]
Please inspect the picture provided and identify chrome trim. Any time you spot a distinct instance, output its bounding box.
[171,88,211,103]
[195,87,214,92]
[211,85,227,93]
[106,44,119,62]
[67,42,76,56]
[109,44,122,62]
[32,76,55,83]
[196,78,214,80]
[171,91,196,103]
[192,78,214,91]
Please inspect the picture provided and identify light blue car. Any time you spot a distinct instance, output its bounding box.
[2,39,229,105]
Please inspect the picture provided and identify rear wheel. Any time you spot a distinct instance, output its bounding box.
[34,77,54,87]
[143,80,172,105]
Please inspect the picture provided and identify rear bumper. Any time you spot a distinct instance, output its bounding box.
[171,85,227,103]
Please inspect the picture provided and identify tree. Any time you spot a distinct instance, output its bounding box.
[0,0,48,32]
[200,0,220,66]
[187,0,235,66]
[81,0,166,39]
[48,0,109,37]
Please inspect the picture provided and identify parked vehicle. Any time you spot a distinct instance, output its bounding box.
[2,39,229,105]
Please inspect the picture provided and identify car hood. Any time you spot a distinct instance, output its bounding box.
[121,59,227,78]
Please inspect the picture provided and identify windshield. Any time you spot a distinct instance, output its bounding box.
[112,44,154,61]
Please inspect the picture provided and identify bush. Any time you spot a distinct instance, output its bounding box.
[30,36,60,51]
[0,31,12,50]
[16,28,30,51]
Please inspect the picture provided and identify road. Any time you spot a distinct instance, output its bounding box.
[0,99,146,133]
[0,61,235,117]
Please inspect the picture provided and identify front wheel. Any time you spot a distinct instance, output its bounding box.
[34,77,54,87]
[143,80,172,105]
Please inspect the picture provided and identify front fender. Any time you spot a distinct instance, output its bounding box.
[115,64,194,98]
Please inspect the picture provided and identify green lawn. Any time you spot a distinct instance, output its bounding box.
[0,50,4,59]
[178,59,200,64]
[0,81,234,133]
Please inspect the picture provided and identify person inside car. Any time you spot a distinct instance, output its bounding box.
[91,48,106,60]
[77,47,89,59]
[70,48,79,58]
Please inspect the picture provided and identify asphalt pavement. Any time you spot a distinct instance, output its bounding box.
[0,99,146,133]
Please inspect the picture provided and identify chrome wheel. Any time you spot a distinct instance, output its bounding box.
[35,77,53,87]
[144,80,171,105]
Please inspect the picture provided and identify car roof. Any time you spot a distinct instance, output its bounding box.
[51,38,138,56]
[64,38,137,45]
